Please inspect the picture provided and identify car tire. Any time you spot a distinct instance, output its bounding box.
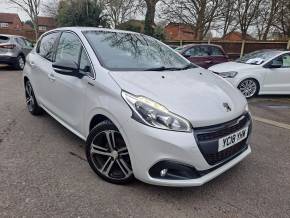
[25,80,43,115]
[86,120,134,184]
[14,55,25,70]
[238,79,259,99]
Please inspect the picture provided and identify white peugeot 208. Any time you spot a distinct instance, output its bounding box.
[23,27,252,187]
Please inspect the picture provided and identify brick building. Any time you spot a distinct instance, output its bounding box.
[0,13,22,31]
[223,32,256,41]
[164,23,196,41]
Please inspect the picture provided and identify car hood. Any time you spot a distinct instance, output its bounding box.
[109,68,247,127]
[208,61,259,72]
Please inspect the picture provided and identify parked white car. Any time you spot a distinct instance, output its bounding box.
[209,50,290,98]
[23,27,252,187]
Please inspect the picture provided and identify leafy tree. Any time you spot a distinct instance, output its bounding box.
[57,0,110,27]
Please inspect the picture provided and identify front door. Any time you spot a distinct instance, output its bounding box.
[263,53,290,93]
[49,31,90,134]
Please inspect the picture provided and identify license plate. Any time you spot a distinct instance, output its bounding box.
[218,127,248,152]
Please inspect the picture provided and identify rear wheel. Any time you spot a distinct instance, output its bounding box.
[14,55,25,70]
[238,79,259,98]
[86,120,134,184]
[25,80,43,115]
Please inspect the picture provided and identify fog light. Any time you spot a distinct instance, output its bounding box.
[160,169,168,177]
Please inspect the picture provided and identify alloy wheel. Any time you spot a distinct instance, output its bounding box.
[18,56,25,70]
[89,130,133,180]
[238,79,258,98]
[25,82,35,112]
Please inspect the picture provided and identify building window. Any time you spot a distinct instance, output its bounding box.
[39,26,47,31]
[0,23,9,28]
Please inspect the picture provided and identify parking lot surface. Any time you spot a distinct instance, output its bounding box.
[0,65,290,218]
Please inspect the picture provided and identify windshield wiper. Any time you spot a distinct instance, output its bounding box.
[145,64,196,71]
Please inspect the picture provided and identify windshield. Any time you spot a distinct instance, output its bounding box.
[83,30,195,71]
[236,50,281,65]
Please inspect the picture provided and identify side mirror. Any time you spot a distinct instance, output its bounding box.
[183,53,191,58]
[52,59,83,78]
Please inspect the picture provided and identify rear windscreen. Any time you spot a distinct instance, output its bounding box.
[0,35,9,43]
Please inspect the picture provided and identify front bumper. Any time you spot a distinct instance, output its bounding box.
[0,55,17,64]
[123,113,252,187]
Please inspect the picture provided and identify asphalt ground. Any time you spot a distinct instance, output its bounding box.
[0,65,289,218]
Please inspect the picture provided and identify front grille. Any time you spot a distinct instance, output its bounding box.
[194,113,252,165]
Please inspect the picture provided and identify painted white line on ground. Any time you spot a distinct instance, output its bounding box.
[252,116,290,130]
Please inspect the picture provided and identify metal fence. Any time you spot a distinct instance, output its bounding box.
[166,40,290,59]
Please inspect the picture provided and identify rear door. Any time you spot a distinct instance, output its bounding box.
[209,46,228,67]
[29,32,60,108]
[183,45,211,68]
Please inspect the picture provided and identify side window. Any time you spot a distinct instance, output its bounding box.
[38,32,59,61]
[55,32,82,64]
[80,48,94,77]
[281,54,290,68]
[210,47,224,56]
[185,46,209,57]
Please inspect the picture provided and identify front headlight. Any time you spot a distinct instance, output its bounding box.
[122,91,192,132]
[217,71,238,78]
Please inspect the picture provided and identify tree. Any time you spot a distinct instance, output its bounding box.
[8,0,41,39]
[42,0,60,18]
[236,0,262,39]
[160,0,222,40]
[144,0,160,36]
[104,0,139,28]
[220,0,238,37]
[276,0,290,38]
[254,0,279,40]
[57,0,110,27]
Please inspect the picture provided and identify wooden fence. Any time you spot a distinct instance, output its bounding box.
[166,40,290,59]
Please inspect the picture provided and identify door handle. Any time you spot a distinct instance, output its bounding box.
[205,60,212,64]
[48,73,56,82]
[29,61,35,66]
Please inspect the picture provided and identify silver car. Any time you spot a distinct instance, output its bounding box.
[0,34,33,70]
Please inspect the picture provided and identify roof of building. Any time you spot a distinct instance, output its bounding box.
[0,13,21,23]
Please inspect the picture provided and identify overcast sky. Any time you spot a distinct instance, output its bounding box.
[0,0,49,21]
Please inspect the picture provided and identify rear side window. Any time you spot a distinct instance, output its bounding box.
[0,35,9,43]
[38,32,59,61]
[211,46,224,56]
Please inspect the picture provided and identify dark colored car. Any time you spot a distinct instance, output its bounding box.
[176,44,229,69]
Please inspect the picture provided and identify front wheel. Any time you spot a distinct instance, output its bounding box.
[238,79,259,98]
[86,120,134,184]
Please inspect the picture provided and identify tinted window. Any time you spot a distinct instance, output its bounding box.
[0,35,9,43]
[185,46,209,57]
[79,48,93,77]
[210,46,224,56]
[84,30,191,71]
[38,32,59,61]
[55,32,82,64]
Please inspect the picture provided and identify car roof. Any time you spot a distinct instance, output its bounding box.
[47,27,143,36]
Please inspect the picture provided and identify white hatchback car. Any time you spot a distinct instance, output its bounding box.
[209,50,290,98]
[23,27,252,187]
